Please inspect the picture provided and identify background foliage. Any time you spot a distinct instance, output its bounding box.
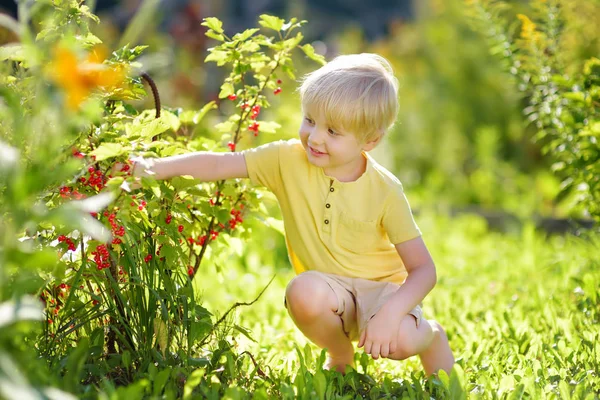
[0,0,598,398]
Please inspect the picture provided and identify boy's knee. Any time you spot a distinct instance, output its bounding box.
[388,316,433,361]
[285,273,336,322]
[388,336,419,361]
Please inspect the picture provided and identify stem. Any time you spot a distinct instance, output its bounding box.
[239,351,271,382]
[141,73,161,119]
[232,55,283,145]
[198,274,275,347]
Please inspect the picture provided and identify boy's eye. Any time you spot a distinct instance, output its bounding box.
[305,117,314,124]
[328,128,338,136]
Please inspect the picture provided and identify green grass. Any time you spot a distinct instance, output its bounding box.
[195,212,600,399]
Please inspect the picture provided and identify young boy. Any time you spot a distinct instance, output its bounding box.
[135,53,454,376]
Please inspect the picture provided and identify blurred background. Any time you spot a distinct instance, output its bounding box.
[1,0,595,231]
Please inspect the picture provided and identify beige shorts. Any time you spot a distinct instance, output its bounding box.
[285,270,423,341]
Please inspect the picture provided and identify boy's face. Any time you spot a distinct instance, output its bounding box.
[299,111,380,181]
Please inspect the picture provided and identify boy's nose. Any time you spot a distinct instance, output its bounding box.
[309,129,326,144]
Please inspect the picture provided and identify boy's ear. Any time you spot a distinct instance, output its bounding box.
[363,134,383,151]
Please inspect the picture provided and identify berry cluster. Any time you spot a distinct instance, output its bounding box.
[248,121,260,135]
[249,105,261,120]
[58,235,77,251]
[228,208,244,230]
[59,186,85,200]
[104,211,126,244]
[91,244,110,270]
[129,194,148,211]
[72,147,85,159]
[83,167,109,191]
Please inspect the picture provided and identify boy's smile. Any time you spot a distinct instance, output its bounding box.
[308,145,328,157]
[299,113,380,182]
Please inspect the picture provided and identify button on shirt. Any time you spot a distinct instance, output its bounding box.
[243,139,421,284]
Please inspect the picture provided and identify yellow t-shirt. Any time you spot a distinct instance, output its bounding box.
[243,139,421,284]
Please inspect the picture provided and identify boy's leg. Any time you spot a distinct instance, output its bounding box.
[418,320,454,376]
[285,272,355,372]
[386,316,454,376]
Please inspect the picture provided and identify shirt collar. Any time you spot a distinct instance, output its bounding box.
[320,151,373,188]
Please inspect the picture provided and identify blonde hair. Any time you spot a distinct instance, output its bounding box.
[299,53,399,143]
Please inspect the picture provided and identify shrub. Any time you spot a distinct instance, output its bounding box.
[0,1,323,396]
[466,0,600,222]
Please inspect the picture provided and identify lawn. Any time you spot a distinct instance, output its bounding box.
[196,212,600,399]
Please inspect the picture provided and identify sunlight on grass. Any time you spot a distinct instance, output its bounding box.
[196,212,599,398]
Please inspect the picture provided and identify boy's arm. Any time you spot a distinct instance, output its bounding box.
[358,236,436,357]
[135,152,249,181]
[382,236,437,316]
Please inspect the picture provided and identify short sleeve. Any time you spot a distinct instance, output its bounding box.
[382,187,421,244]
[243,140,284,192]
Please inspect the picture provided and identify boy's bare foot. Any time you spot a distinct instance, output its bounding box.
[324,356,355,374]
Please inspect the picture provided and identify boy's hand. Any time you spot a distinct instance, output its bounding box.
[357,308,401,360]
[111,156,154,190]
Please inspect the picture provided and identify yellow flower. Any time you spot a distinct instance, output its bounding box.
[48,45,126,109]
[517,14,543,44]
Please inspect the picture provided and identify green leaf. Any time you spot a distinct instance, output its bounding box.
[122,351,132,369]
[64,338,90,393]
[283,32,304,49]
[160,110,181,132]
[233,325,257,343]
[558,381,571,400]
[179,101,217,125]
[215,121,235,134]
[437,369,450,388]
[258,15,284,31]
[76,32,102,46]
[139,119,170,139]
[170,176,199,191]
[90,143,125,161]
[449,364,467,400]
[219,82,235,99]
[233,28,260,42]
[183,368,205,400]
[205,31,224,41]
[256,121,281,134]
[281,64,296,80]
[301,44,326,65]
[202,17,224,34]
[153,368,171,396]
[281,20,295,32]
[313,370,326,400]
[205,50,229,66]
[264,217,285,236]
[508,384,526,400]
